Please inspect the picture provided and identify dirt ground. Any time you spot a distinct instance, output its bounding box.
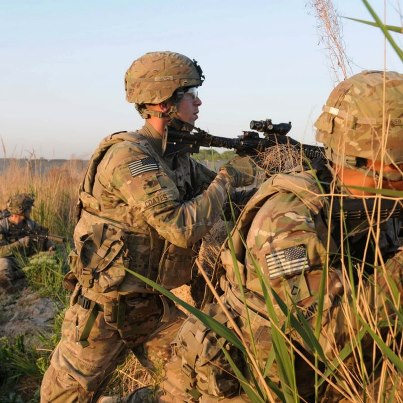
[0,284,58,346]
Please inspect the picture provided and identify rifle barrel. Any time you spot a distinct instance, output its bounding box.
[168,129,237,149]
[47,234,66,244]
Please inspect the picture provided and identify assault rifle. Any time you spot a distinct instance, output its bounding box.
[7,225,66,247]
[165,118,324,162]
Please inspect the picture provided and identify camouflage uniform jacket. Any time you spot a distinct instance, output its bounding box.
[220,169,401,337]
[0,215,42,258]
[165,168,402,401]
[73,122,231,297]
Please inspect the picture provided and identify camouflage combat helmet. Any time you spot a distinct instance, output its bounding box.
[125,51,204,107]
[7,193,35,215]
[315,70,403,167]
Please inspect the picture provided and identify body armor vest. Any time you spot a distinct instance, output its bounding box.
[70,130,197,296]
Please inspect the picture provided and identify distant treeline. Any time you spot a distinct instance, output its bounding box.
[0,149,235,174]
[192,149,235,170]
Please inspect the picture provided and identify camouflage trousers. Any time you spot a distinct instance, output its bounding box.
[0,257,25,293]
[40,285,186,403]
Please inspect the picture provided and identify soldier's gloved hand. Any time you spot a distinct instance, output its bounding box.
[18,236,31,248]
[220,156,256,188]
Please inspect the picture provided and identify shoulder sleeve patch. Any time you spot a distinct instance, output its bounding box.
[265,245,309,279]
[128,157,159,177]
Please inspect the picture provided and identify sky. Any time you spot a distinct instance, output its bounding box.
[0,0,401,159]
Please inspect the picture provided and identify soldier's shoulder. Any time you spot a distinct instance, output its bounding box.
[0,214,9,233]
[103,136,153,169]
[255,170,319,198]
[248,170,324,216]
[0,210,10,220]
[26,219,45,231]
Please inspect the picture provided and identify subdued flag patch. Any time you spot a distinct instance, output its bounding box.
[128,157,159,177]
[265,245,308,279]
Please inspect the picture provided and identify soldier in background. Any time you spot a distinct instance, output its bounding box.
[163,70,402,401]
[40,51,256,402]
[0,193,53,293]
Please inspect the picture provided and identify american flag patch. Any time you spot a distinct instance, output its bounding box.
[128,157,159,177]
[265,245,308,279]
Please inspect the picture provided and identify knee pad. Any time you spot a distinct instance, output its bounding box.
[172,303,244,399]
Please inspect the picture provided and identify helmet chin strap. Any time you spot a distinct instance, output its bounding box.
[166,104,183,122]
[135,104,171,119]
[136,104,196,133]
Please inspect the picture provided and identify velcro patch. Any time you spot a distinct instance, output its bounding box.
[265,245,308,279]
[144,192,172,209]
[285,274,311,303]
[128,157,158,177]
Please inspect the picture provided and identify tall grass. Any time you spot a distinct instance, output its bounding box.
[0,158,83,401]
[0,248,71,401]
[0,158,85,238]
[127,183,402,402]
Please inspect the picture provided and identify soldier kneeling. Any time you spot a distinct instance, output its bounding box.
[0,193,54,293]
[158,70,403,402]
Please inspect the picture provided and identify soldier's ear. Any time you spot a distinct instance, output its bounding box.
[159,101,172,113]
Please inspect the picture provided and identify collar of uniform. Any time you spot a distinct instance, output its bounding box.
[8,219,26,230]
[139,122,164,156]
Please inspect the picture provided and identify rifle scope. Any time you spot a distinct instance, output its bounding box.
[250,119,292,136]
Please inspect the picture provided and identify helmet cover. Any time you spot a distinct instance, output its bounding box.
[7,193,35,215]
[125,51,204,105]
[315,70,403,165]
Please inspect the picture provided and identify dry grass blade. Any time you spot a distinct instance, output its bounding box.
[0,136,6,158]
[257,143,305,176]
[106,353,154,397]
[309,0,352,83]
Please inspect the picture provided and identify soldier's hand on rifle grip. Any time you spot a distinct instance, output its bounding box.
[220,156,256,188]
[18,236,32,249]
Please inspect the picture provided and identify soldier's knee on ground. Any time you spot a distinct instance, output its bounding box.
[41,364,95,403]
[160,356,248,403]
[133,307,186,374]
[160,307,244,401]
[0,257,25,293]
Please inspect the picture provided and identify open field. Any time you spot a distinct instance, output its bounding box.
[0,148,401,402]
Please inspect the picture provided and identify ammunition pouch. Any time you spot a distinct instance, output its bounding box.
[158,241,196,289]
[69,222,126,293]
[63,270,79,292]
[173,303,243,398]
